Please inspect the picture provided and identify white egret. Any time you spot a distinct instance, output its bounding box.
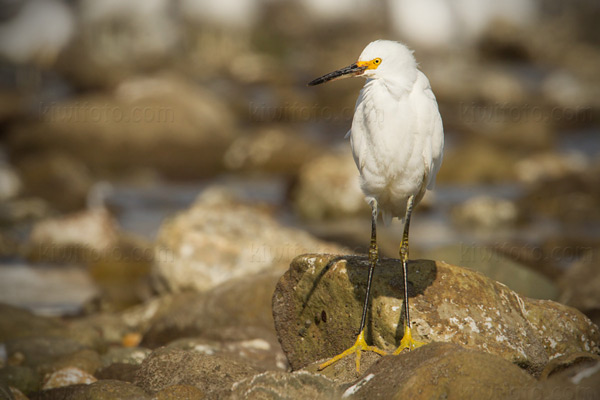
[308,40,444,372]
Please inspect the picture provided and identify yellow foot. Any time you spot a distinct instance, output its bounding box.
[392,325,426,355]
[318,330,387,373]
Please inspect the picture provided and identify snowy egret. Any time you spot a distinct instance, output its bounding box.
[308,40,444,372]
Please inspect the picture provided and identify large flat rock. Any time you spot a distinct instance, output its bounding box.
[272,254,600,374]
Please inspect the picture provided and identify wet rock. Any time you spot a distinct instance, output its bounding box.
[8,75,238,180]
[134,347,258,397]
[27,209,120,264]
[42,367,97,390]
[230,371,340,399]
[272,254,600,374]
[0,365,41,395]
[15,152,92,213]
[339,342,535,398]
[560,248,600,326]
[224,127,324,175]
[451,195,519,230]
[292,152,366,221]
[152,192,343,293]
[423,244,559,300]
[143,271,282,347]
[155,384,205,400]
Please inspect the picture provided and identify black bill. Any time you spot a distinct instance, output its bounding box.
[307,63,367,86]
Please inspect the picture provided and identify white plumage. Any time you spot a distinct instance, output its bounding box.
[349,40,444,223]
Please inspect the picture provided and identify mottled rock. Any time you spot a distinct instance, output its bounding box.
[152,193,343,293]
[94,363,140,384]
[339,342,535,398]
[134,347,258,396]
[42,367,97,390]
[230,371,340,399]
[273,254,599,374]
[0,365,40,395]
[292,152,366,221]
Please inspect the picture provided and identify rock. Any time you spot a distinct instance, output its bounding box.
[14,152,92,213]
[154,384,205,400]
[224,127,324,175]
[27,209,120,264]
[292,152,366,221]
[100,347,151,368]
[42,367,97,390]
[536,353,600,400]
[560,248,600,326]
[31,379,150,400]
[0,365,41,395]
[166,336,287,372]
[423,244,559,300]
[143,271,282,347]
[230,371,340,399]
[94,363,140,384]
[272,254,600,374]
[152,193,344,293]
[339,342,535,398]
[0,304,66,342]
[0,198,51,226]
[8,75,238,180]
[42,349,101,376]
[515,151,589,184]
[0,165,21,201]
[5,337,86,370]
[451,195,519,231]
[134,347,259,397]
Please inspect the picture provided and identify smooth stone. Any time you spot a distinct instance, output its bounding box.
[272,254,600,375]
[42,367,97,390]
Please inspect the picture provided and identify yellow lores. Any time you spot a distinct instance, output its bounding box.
[308,40,444,372]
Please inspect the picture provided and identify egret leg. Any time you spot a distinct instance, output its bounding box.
[393,195,426,354]
[318,200,387,372]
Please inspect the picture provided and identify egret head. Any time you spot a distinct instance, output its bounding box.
[308,40,417,87]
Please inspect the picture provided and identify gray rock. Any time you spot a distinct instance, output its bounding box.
[152,193,344,293]
[134,347,258,397]
[272,254,600,375]
[339,342,536,398]
[230,371,340,399]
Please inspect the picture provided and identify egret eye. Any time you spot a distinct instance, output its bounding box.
[373,58,381,65]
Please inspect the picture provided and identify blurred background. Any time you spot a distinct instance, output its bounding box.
[0,0,598,324]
